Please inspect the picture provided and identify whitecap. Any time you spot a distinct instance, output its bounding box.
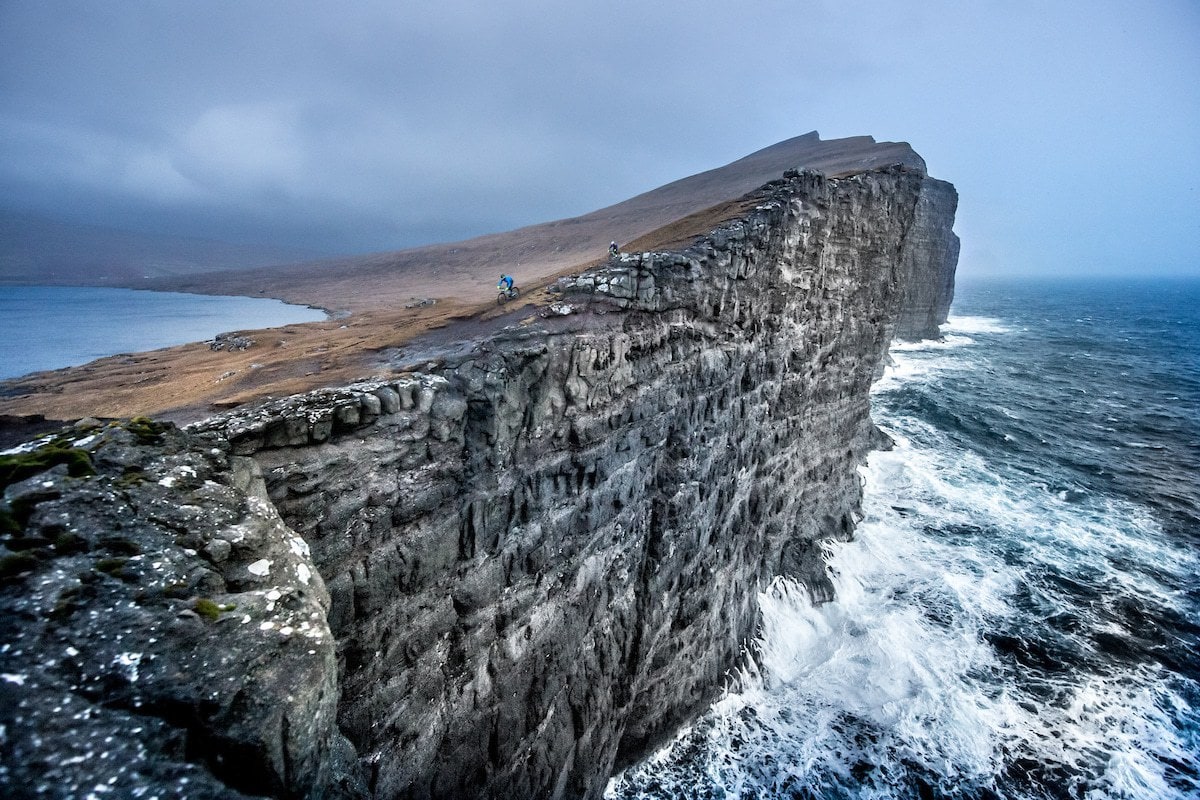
[890,333,977,352]
[943,315,1011,335]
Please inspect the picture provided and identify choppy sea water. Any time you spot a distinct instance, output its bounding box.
[0,286,326,381]
[609,277,1200,799]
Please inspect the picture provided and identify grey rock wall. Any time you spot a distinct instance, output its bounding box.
[0,166,957,799]
[892,176,960,339]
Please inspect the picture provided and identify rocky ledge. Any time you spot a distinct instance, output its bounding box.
[1,165,958,799]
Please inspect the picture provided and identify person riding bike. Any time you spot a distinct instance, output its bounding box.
[609,241,619,257]
[496,274,520,305]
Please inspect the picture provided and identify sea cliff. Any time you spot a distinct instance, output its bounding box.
[0,165,958,799]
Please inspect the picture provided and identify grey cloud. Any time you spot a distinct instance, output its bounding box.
[1,0,1198,272]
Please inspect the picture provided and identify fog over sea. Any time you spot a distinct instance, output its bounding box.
[610,277,1200,799]
[0,286,326,381]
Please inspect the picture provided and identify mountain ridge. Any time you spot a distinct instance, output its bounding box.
[0,132,932,427]
[134,132,925,312]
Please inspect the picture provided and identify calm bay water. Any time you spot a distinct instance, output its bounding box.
[610,277,1200,799]
[0,286,326,381]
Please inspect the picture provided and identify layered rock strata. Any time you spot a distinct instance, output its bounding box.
[0,165,957,799]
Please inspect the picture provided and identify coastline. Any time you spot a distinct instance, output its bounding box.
[0,134,929,429]
[0,163,959,798]
[0,283,558,427]
[0,285,329,379]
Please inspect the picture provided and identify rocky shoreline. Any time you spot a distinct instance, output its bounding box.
[1,165,958,799]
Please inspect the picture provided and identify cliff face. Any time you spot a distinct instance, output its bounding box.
[892,178,959,339]
[0,166,957,799]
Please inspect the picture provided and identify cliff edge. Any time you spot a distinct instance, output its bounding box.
[0,161,958,798]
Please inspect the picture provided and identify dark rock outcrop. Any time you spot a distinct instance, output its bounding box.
[0,419,364,798]
[210,333,257,352]
[0,165,957,799]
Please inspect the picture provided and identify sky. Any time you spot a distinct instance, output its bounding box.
[0,0,1197,279]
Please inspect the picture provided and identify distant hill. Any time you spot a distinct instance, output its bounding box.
[143,132,923,312]
[6,132,923,311]
[0,131,929,424]
[0,213,318,285]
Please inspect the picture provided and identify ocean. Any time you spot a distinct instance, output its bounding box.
[0,286,327,381]
[608,277,1200,799]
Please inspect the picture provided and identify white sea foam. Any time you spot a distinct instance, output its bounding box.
[943,315,1012,335]
[889,333,977,352]
[871,356,932,394]
[609,396,1199,800]
[872,346,969,394]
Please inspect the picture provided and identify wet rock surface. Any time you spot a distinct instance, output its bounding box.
[0,166,957,799]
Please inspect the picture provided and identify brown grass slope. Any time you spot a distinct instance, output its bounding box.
[0,132,922,424]
[146,132,923,312]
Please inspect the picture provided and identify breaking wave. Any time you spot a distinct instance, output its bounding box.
[609,278,1200,799]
